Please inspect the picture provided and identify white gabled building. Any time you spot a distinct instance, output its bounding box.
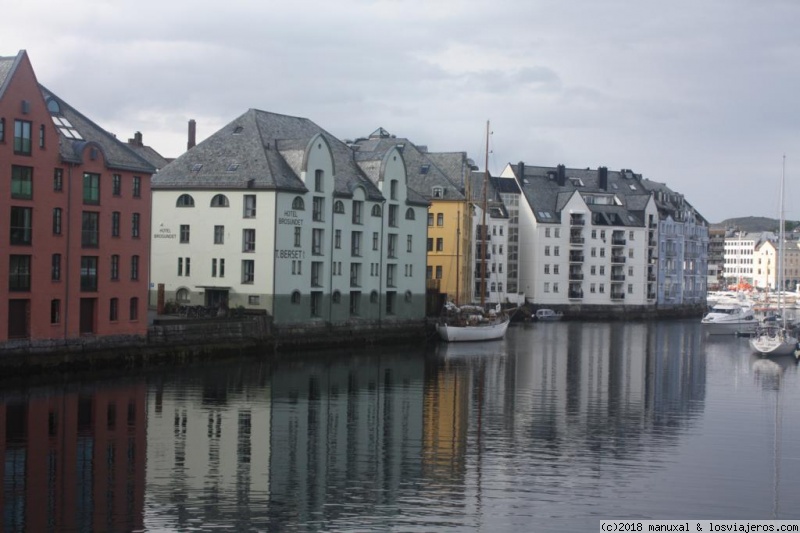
[150,110,428,325]
[500,163,659,308]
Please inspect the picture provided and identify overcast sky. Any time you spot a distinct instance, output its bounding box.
[5,0,799,223]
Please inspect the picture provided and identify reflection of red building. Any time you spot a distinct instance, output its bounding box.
[0,50,154,345]
[0,384,146,531]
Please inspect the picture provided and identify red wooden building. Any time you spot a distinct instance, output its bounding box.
[0,50,155,346]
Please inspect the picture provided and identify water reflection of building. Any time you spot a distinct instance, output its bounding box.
[268,355,425,524]
[144,368,271,530]
[0,383,146,532]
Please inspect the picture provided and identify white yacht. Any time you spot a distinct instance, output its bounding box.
[701,301,758,335]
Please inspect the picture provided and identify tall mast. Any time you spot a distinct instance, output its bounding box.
[480,120,489,308]
[779,155,786,324]
[455,211,460,306]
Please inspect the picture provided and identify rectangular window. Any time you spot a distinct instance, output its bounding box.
[38,124,45,148]
[132,213,140,238]
[9,255,31,291]
[52,253,61,281]
[407,235,413,253]
[312,228,324,255]
[130,297,139,320]
[178,257,184,276]
[111,211,120,237]
[244,194,256,218]
[436,238,443,251]
[435,265,442,279]
[180,224,190,243]
[242,260,255,283]
[311,261,323,287]
[388,234,398,258]
[437,213,444,226]
[13,120,31,155]
[214,225,224,244]
[427,213,434,226]
[426,265,433,279]
[51,299,61,324]
[544,282,550,293]
[427,238,433,252]
[386,291,396,315]
[311,291,322,317]
[387,264,396,287]
[389,205,398,227]
[131,255,140,280]
[335,229,342,249]
[243,228,256,252]
[11,165,33,199]
[110,254,119,280]
[350,290,360,316]
[83,172,100,204]
[352,201,363,225]
[81,211,99,247]
[212,258,217,277]
[294,226,302,247]
[350,263,361,287]
[0,118,4,142]
[544,264,550,274]
[350,231,361,257]
[545,246,550,256]
[112,174,121,196]
[220,258,225,278]
[373,232,379,251]
[133,176,141,198]
[315,169,324,192]
[312,197,324,222]
[10,207,32,245]
[53,207,62,235]
[249,295,260,305]
[109,298,118,321]
[53,168,63,192]
[554,246,560,256]
[80,256,98,291]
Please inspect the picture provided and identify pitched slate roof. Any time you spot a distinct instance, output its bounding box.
[0,52,21,100]
[126,133,171,170]
[468,171,508,219]
[640,178,708,225]
[510,164,653,226]
[153,109,383,201]
[39,86,156,173]
[352,143,429,207]
[352,129,466,201]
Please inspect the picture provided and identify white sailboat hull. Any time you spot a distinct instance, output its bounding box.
[437,316,510,342]
[749,330,798,356]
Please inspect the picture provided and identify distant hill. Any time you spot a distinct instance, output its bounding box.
[712,216,800,233]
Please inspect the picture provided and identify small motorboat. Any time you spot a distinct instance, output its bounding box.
[534,309,563,322]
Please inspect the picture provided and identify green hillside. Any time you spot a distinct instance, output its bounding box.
[712,216,800,232]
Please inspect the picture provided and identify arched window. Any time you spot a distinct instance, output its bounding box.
[176,288,190,303]
[292,197,305,210]
[371,204,382,217]
[370,291,379,304]
[176,194,195,207]
[210,194,229,207]
[498,282,503,293]
[405,208,415,220]
[334,200,345,214]
[332,290,341,304]
[291,290,301,304]
[404,290,412,303]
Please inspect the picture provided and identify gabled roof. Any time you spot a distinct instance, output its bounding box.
[153,109,383,200]
[640,178,708,225]
[509,163,653,226]
[39,86,156,174]
[352,143,429,207]
[127,133,171,170]
[352,129,466,201]
[0,51,23,100]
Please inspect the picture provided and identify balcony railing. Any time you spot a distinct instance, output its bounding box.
[611,238,626,246]
[610,293,625,300]
[647,292,657,300]
[426,279,441,291]
[610,274,625,282]
[570,237,585,245]
[569,273,584,280]
[611,256,626,264]
[568,290,584,299]
[570,219,585,226]
[569,253,584,262]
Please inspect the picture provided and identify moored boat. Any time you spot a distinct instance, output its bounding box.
[534,308,563,321]
[701,301,758,335]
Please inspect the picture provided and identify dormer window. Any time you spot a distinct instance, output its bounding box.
[432,186,443,198]
[233,126,243,134]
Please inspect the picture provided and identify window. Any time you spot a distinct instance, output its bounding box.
[291,291,301,304]
[112,174,121,196]
[544,264,550,274]
[389,205,398,227]
[405,208,415,220]
[243,229,256,252]
[242,260,254,283]
[390,180,398,200]
[599,283,605,294]
[555,228,560,238]
[427,213,434,226]
[335,229,341,249]
[178,257,184,276]
[351,200,363,225]
[111,212,120,237]
[351,231,362,256]
[350,263,361,287]
[554,246,560,256]
[628,283,633,294]
[387,264,397,287]
[180,224,190,243]
[11,166,33,199]
[53,207,62,235]
[219,258,225,278]
[293,196,305,210]
[545,228,551,237]
[52,254,61,281]
[544,282,550,293]
[369,204,380,218]
[130,297,139,320]
[109,298,118,321]
[214,225,224,244]
[176,194,195,207]
[51,299,61,324]
[315,169,324,192]
[10,207,32,245]
[81,212,99,247]
[350,291,360,315]
[80,256,98,291]
[427,238,433,252]
[386,291,396,315]
[312,197,324,221]
[437,213,444,226]
[407,235,413,253]
[244,195,256,218]
[334,200,344,214]
[212,258,217,277]
[210,194,229,207]
[176,289,190,303]
[311,262,323,287]
[435,265,442,279]
[600,266,605,275]
[13,120,31,155]
[553,282,559,293]
[332,290,341,304]
[9,255,31,291]
[132,176,141,198]
[388,234,398,258]
[110,255,119,280]
[294,226,301,247]
[131,255,140,280]
[545,246,550,256]
[370,291,379,304]
[436,238,444,252]
[313,228,324,255]
[432,186,443,198]
[53,168,63,191]
[0,118,4,142]
[83,172,99,204]
[132,213,140,238]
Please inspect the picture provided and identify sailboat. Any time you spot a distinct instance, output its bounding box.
[437,121,511,342]
[750,156,798,356]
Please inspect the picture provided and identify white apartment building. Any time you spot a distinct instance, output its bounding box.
[753,239,800,290]
[723,231,775,287]
[150,110,429,325]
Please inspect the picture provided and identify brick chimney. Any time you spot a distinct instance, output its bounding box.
[127,131,143,147]
[188,119,196,150]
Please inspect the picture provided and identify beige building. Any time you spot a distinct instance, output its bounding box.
[753,239,800,291]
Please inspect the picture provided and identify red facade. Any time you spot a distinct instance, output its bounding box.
[0,51,153,345]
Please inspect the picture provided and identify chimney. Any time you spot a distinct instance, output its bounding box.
[517,161,525,180]
[188,119,196,150]
[557,164,566,186]
[127,131,143,147]
[598,166,608,190]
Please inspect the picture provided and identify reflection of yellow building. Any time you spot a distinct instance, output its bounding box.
[422,364,470,477]
[428,199,473,305]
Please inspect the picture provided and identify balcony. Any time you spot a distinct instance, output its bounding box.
[649,221,658,228]
[611,256,626,264]
[570,218,585,226]
[568,290,584,299]
[647,272,656,281]
[569,272,584,281]
[648,239,657,247]
[426,279,441,291]
[610,274,626,282]
[611,237,626,246]
[570,236,585,245]
[569,253,584,263]
[610,292,625,300]
[647,291,657,300]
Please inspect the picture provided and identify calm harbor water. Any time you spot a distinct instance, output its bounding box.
[3,319,800,532]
